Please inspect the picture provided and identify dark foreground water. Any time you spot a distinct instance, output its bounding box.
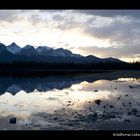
[0,70,140,130]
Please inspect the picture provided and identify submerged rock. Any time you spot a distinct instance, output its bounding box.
[109,105,115,108]
[117,96,121,100]
[102,114,116,119]
[129,85,135,88]
[136,114,140,117]
[10,117,16,124]
[127,112,132,115]
[122,103,126,107]
[53,117,58,120]
[103,106,106,108]
[87,114,97,121]
[124,119,131,123]
[131,108,137,113]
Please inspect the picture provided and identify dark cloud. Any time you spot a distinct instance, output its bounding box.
[39,10,140,46]
[0,10,21,23]
[75,10,140,18]
[28,11,77,29]
[52,17,82,30]
[83,17,140,45]
[52,14,65,21]
[75,45,140,58]
[39,10,64,13]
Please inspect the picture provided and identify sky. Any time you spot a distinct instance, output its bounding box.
[0,10,140,62]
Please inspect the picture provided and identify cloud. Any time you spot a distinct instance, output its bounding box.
[0,10,23,23]
[75,10,140,18]
[29,14,43,25]
[74,45,140,58]
[83,16,140,47]
[52,14,65,21]
[32,10,140,48]
[0,10,139,61]
[23,10,79,30]
[39,10,65,13]
[27,10,90,30]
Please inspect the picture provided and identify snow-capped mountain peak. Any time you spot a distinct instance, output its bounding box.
[23,45,35,49]
[0,42,6,47]
[19,45,37,56]
[7,42,21,54]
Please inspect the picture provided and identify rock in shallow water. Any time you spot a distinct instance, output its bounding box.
[10,117,16,124]
[94,90,98,92]
[117,96,121,100]
[95,100,102,105]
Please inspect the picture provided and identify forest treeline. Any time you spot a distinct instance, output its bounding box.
[0,61,139,76]
[0,61,139,70]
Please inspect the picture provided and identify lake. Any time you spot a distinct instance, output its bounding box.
[0,70,140,130]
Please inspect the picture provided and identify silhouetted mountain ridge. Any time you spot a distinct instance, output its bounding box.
[0,42,124,64]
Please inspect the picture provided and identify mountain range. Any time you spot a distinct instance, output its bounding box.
[0,42,123,64]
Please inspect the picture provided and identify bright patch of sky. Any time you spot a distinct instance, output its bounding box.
[0,10,139,62]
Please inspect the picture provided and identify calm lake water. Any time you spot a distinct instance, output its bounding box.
[0,70,140,130]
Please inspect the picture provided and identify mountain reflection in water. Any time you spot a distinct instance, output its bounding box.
[0,70,140,95]
[0,70,140,130]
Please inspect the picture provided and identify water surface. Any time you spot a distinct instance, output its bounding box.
[0,70,140,130]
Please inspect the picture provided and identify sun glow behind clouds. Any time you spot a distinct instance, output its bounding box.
[0,19,110,49]
[120,57,140,63]
[0,10,111,49]
[54,29,111,48]
[0,10,139,61]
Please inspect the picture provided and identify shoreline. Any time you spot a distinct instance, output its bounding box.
[0,69,139,76]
